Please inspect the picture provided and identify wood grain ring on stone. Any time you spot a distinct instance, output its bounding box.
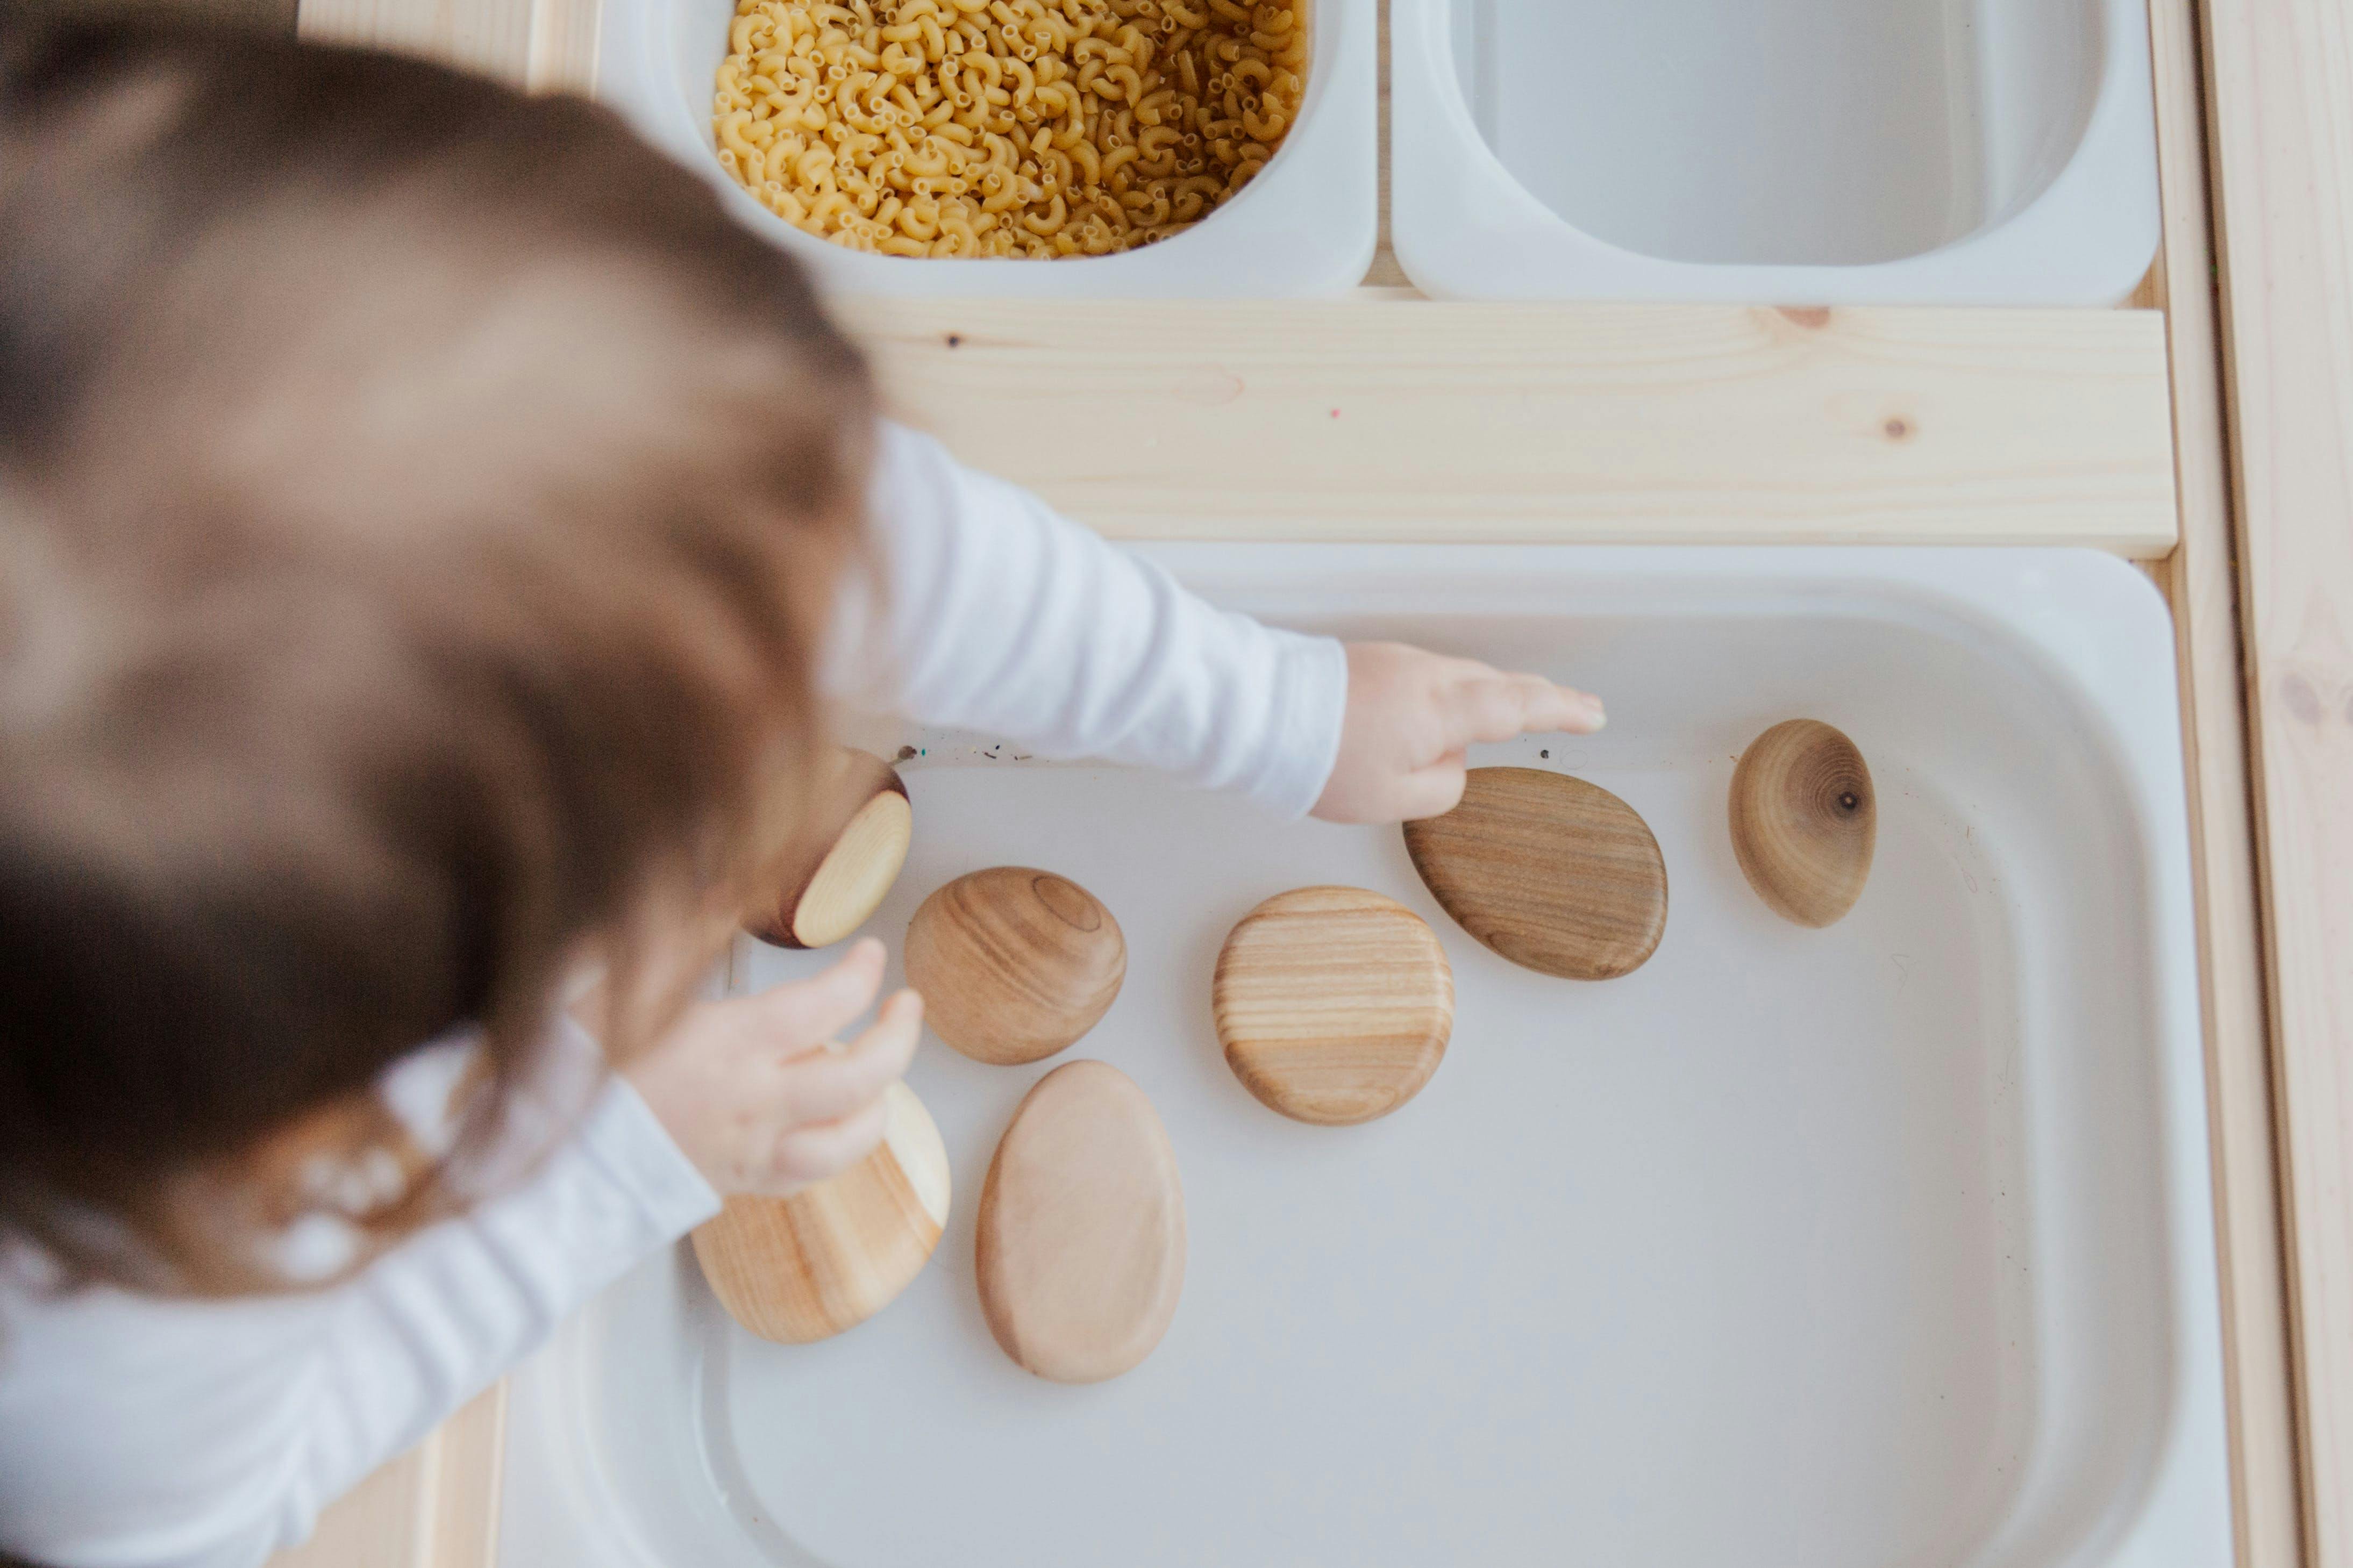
[1213,886,1454,1126]
[1729,719,1876,927]
[690,1080,950,1344]
[1402,767,1668,981]
[903,867,1126,1065]
[745,748,912,950]
[976,1059,1185,1384]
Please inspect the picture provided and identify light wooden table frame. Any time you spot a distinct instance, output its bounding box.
[276,2,2320,1565]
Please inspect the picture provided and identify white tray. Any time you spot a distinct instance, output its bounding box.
[501,547,2227,1568]
[594,0,1379,297]
[1391,0,2159,303]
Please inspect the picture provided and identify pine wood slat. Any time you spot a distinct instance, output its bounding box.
[2147,0,2305,1562]
[2205,0,2353,1560]
[843,299,2178,552]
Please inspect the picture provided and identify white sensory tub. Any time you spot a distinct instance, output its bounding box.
[1392,0,2160,302]
[595,0,1380,296]
[497,546,2231,1568]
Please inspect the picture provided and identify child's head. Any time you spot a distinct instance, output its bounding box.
[0,21,874,1287]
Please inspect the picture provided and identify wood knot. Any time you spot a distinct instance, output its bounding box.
[945,333,964,348]
[2283,671,2326,724]
[1172,367,1247,405]
[1032,872,1104,932]
[1777,306,1832,329]
[1883,416,1915,442]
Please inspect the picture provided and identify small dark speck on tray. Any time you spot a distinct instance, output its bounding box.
[895,744,917,762]
[1540,749,1550,758]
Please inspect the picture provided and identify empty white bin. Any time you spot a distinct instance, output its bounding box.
[1391,0,2159,303]
[596,0,1379,296]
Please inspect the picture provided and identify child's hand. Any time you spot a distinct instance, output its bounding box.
[623,939,923,1197]
[1312,642,1607,824]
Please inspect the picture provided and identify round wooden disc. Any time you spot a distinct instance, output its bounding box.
[1213,886,1454,1126]
[976,1060,1185,1384]
[903,867,1126,1065]
[746,749,911,949]
[1729,719,1876,928]
[690,1080,951,1344]
[1402,767,1668,980]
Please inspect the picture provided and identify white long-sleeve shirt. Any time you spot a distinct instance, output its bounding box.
[0,424,1348,1568]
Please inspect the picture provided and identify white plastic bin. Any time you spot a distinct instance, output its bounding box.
[1391,0,2159,303]
[498,546,2229,1568]
[595,0,1379,296]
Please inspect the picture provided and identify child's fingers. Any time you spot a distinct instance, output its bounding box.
[765,1094,893,1187]
[1393,754,1470,820]
[1439,669,1606,751]
[776,989,923,1123]
[756,936,887,1047]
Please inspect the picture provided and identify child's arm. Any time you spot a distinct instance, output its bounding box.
[830,424,1603,825]
[0,949,915,1568]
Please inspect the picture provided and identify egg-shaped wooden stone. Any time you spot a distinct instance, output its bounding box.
[690,1080,950,1344]
[1729,719,1876,927]
[1213,886,1454,1126]
[903,867,1125,1065]
[1402,767,1669,980]
[745,748,912,949]
[975,1060,1185,1384]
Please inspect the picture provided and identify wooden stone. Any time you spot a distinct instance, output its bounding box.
[903,867,1125,1065]
[1213,886,1454,1126]
[745,748,911,950]
[1402,767,1668,980]
[975,1060,1185,1384]
[690,1080,950,1344]
[1728,719,1876,928]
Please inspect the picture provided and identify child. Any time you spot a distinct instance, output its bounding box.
[0,22,1602,1568]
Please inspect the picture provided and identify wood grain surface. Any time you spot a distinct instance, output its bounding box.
[2206,0,2353,1560]
[2146,0,2304,1561]
[837,298,2179,554]
[745,750,910,950]
[264,1384,504,1568]
[297,0,531,78]
[975,1059,1185,1384]
[1213,886,1453,1126]
[1728,720,1876,928]
[691,1081,951,1343]
[904,867,1126,1065]
[1403,768,1668,981]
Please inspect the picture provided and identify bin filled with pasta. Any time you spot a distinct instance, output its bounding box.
[597,0,1374,293]
[714,0,1308,258]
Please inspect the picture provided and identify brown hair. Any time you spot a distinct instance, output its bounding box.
[0,20,876,1289]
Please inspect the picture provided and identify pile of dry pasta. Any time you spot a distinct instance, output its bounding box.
[712,0,1307,258]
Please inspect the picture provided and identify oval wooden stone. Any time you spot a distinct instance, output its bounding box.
[1729,719,1876,928]
[976,1060,1185,1384]
[1213,886,1454,1126]
[745,748,912,950]
[690,1080,950,1344]
[903,867,1126,1065]
[1402,767,1668,980]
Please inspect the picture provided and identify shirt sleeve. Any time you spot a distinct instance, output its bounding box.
[0,1044,718,1568]
[824,421,1350,820]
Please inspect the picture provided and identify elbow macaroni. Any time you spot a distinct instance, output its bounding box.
[714,0,1307,257]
